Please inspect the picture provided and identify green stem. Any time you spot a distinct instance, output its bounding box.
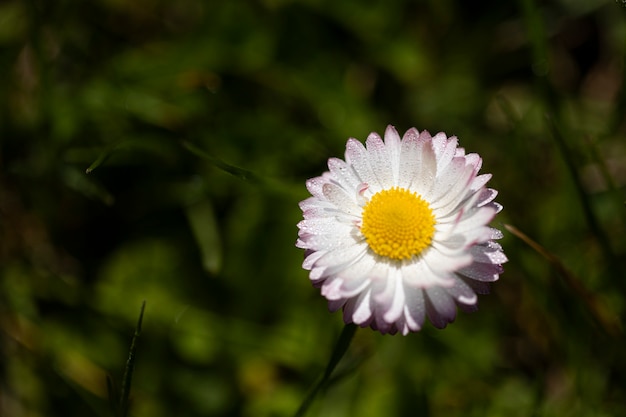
[119,301,146,417]
[293,324,358,417]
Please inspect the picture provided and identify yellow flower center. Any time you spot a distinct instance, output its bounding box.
[361,187,436,260]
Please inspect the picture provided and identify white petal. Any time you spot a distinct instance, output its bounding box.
[337,251,377,282]
[401,259,452,288]
[315,243,367,268]
[447,206,496,235]
[297,233,358,252]
[422,245,473,274]
[338,276,371,299]
[297,217,353,237]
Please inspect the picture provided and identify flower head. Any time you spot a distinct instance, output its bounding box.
[296,125,507,335]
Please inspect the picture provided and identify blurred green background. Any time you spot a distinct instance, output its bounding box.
[1,0,625,416]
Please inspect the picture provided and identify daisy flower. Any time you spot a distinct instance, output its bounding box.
[296,125,507,335]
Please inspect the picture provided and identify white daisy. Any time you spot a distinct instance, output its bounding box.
[296,125,507,335]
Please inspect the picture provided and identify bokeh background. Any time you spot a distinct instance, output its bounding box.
[1,0,626,416]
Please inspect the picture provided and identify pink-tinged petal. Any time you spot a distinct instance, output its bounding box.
[347,288,373,324]
[429,158,475,208]
[372,266,394,303]
[417,129,432,143]
[316,256,375,299]
[323,268,371,300]
[425,286,457,328]
[322,183,361,215]
[371,267,405,323]
[328,157,360,191]
[458,261,504,282]
[488,201,503,213]
[430,132,449,158]
[490,227,504,240]
[411,135,438,196]
[384,125,402,185]
[299,200,334,219]
[309,264,336,282]
[321,277,345,300]
[401,260,452,288]
[405,288,426,328]
[476,188,498,207]
[328,298,346,312]
[445,278,478,306]
[470,241,508,265]
[398,128,422,189]
[457,300,479,313]
[461,276,492,295]
[305,176,328,198]
[345,138,381,192]
[366,131,394,189]
[398,321,411,336]
[470,173,492,192]
[431,133,457,171]
[302,250,326,270]
[383,272,406,322]
[373,313,395,334]
[464,153,482,172]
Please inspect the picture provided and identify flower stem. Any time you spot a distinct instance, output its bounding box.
[293,324,358,417]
